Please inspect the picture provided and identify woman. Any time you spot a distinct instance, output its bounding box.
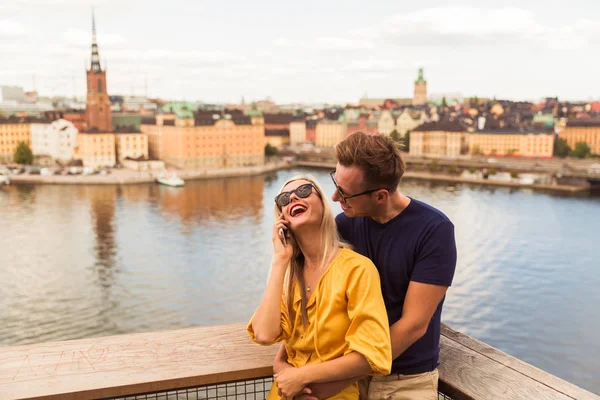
[247,175,391,399]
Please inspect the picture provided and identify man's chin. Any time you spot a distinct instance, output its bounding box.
[342,208,357,218]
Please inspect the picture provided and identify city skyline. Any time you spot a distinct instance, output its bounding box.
[1,0,599,103]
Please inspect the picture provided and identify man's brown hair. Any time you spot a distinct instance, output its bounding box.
[334,131,405,190]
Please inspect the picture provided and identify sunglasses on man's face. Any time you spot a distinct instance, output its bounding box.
[275,183,317,209]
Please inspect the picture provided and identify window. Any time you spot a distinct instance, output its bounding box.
[98,79,103,92]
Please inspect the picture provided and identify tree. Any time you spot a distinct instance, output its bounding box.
[553,137,571,158]
[570,142,591,159]
[428,160,441,173]
[14,142,33,165]
[471,145,483,156]
[402,131,410,152]
[441,97,448,108]
[264,143,279,157]
[389,129,402,143]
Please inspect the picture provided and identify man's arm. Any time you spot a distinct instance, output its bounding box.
[273,342,291,374]
[275,343,358,399]
[390,281,448,359]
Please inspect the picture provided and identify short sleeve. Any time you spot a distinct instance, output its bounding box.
[246,294,292,346]
[411,220,457,287]
[335,213,351,242]
[344,259,392,376]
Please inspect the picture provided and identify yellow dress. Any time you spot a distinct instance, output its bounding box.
[247,248,392,399]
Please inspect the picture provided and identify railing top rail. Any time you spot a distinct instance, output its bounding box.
[0,323,597,400]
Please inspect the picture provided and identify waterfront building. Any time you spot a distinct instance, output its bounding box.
[377,110,398,135]
[85,11,112,132]
[75,132,116,168]
[290,120,307,145]
[411,120,468,157]
[413,68,428,106]
[468,128,554,158]
[115,132,149,164]
[562,119,600,155]
[140,109,264,169]
[397,108,428,136]
[0,117,35,162]
[306,120,317,143]
[315,116,345,148]
[30,119,78,163]
[264,129,289,148]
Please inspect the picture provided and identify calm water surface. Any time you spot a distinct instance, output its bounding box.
[1,168,599,393]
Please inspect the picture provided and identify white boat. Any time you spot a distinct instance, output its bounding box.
[157,174,184,187]
[0,175,9,185]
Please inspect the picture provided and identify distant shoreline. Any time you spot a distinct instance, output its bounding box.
[7,161,292,186]
[5,160,591,193]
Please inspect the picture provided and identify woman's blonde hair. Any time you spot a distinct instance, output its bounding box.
[274,174,345,327]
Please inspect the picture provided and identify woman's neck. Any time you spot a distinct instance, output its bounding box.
[295,227,327,270]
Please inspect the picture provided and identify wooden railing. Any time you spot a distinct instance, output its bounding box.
[0,324,597,400]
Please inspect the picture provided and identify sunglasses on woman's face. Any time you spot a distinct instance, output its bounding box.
[275,183,317,209]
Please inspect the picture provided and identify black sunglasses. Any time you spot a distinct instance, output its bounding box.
[329,170,388,202]
[275,183,319,209]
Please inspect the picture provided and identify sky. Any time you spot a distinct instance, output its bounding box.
[1,0,599,104]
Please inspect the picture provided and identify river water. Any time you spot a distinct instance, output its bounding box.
[0,167,598,394]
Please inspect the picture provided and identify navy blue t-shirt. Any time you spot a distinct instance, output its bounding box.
[336,197,457,375]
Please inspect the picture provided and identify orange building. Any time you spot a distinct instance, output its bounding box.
[141,109,264,169]
[411,120,468,157]
[468,129,554,158]
[75,132,116,168]
[115,132,149,164]
[562,119,600,155]
[0,117,34,162]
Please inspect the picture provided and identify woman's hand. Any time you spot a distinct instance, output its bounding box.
[274,367,309,399]
[272,215,293,264]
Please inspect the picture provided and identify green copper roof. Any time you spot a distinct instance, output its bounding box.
[415,67,426,84]
[160,102,197,116]
[533,113,556,128]
[247,103,263,117]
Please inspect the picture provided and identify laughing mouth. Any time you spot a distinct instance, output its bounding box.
[290,204,307,217]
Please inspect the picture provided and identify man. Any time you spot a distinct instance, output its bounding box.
[274,131,457,399]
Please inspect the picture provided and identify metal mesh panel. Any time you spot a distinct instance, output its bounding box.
[109,377,273,400]
[107,377,454,400]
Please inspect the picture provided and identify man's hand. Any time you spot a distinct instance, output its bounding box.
[275,367,309,399]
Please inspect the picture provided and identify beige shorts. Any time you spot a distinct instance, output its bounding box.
[359,369,439,400]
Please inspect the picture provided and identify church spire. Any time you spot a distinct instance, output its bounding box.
[89,7,102,73]
[416,67,426,84]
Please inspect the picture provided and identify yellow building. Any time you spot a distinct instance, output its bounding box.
[469,129,554,158]
[562,119,600,155]
[290,121,307,145]
[265,129,290,148]
[141,109,264,169]
[75,132,116,168]
[115,132,149,164]
[411,121,468,157]
[316,119,345,148]
[0,118,34,162]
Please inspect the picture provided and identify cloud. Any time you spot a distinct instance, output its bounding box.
[274,36,374,51]
[62,28,125,48]
[0,20,30,37]
[343,58,405,73]
[353,7,600,49]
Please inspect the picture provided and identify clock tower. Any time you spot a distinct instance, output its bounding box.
[85,10,112,131]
